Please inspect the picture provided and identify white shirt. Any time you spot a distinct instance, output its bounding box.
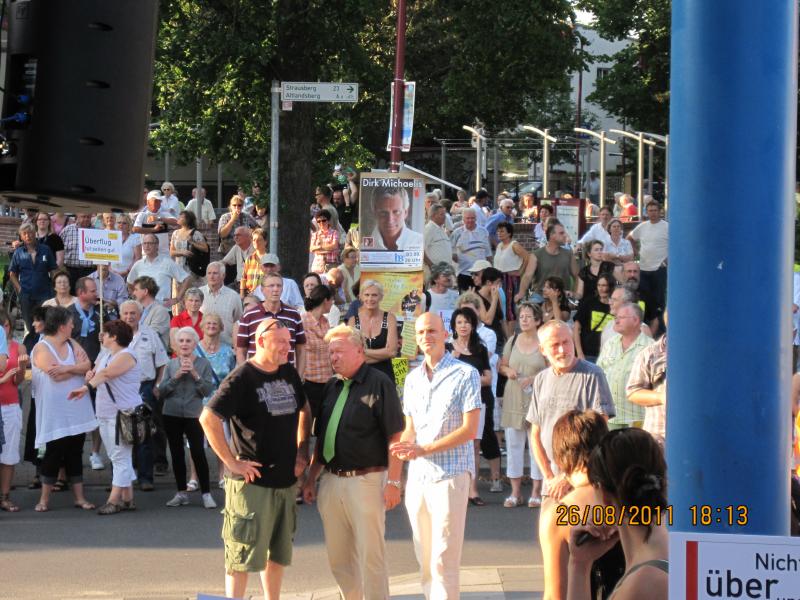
[221,244,254,281]
[604,237,634,260]
[111,232,141,275]
[369,225,423,251]
[578,222,612,246]
[424,221,455,268]
[629,220,669,271]
[126,254,189,302]
[185,198,216,223]
[199,284,243,346]
[128,325,169,381]
[161,195,182,218]
[133,209,173,256]
[253,277,304,309]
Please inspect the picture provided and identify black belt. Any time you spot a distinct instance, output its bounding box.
[324,465,386,478]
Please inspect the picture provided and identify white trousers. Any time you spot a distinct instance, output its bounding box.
[504,427,541,480]
[97,416,135,487]
[317,470,390,600]
[404,472,470,600]
[0,404,22,465]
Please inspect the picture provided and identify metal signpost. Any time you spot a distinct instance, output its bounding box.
[268,81,359,254]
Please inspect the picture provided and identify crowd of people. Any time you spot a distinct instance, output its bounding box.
[0,179,677,600]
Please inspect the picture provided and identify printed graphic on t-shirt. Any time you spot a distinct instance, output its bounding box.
[256,379,297,416]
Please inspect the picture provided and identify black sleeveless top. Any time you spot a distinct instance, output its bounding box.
[355,312,396,384]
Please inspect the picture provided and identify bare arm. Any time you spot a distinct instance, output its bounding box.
[628,388,665,407]
[294,343,306,379]
[573,321,585,360]
[55,249,65,266]
[8,271,20,294]
[218,215,237,238]
[392,409,480,461]
[569,253,580,291]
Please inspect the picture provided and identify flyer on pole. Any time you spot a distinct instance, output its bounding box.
[77,228,122,263]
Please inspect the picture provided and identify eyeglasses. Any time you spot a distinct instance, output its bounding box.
[258,320,286,339]
[316,218,328,223]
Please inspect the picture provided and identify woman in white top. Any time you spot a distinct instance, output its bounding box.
[70,320,141,515]
[41,270,76,309]
[31,306,95,512]
[339,247,361,306]
[170,210,209,286]
[493,222,533,337]
[111,213,141,279]
[602,218,634,266]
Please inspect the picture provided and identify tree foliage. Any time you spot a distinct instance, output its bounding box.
[576,0,670,133]
[151,0,581,276]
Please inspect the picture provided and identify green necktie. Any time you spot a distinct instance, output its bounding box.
[323,379,351,463]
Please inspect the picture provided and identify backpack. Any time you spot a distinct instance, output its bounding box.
[185,229,210,277]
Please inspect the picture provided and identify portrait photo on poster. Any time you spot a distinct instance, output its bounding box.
[359,174,424,270]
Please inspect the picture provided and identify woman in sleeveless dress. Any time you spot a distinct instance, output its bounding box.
[567,428,669,600]
[31,306,96,512]
[498,302,547,508]
[493,222,532,338]
[347,279,397,384]
[70,320,142,515]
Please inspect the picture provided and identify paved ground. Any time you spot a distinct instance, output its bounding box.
[2,433,545,599]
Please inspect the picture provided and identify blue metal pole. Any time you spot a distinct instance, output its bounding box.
[668,1,797,533]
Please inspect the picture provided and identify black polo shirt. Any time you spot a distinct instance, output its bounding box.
[314,362,404,471]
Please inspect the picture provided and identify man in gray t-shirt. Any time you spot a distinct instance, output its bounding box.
[526,321,614,500]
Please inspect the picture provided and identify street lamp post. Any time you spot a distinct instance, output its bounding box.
[463,125,484,192]
[522,125,557,199]
[641,132,669,212]
[574,127,617,207]
[610,128,656,217]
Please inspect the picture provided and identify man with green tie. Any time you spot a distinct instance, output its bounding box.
[302,324,404,600]
[200,318,311,600]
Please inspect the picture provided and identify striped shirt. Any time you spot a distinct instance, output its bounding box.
[60,224,95,267]
[403,352,482,483]
[597,332,651,426]
[236,301,306,365]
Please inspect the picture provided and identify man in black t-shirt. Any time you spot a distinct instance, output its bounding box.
[200,318,311,599]
[301,324,404,599]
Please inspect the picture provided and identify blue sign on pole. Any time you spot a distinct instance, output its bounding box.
[386,81,416,152]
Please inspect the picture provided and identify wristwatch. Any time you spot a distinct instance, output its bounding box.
[387,479,402,489]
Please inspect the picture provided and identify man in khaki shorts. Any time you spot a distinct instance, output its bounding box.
[201,318,311,599]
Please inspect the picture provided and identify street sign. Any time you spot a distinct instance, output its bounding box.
[281,82,358,103]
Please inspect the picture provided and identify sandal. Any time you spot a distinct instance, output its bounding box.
[468,496,486,507]
[121,500,136,511]
[34,502,49,512]
[74,500,96,511]
[528,496,542,508]
[97,502,122,515]
[503,495,524,508]
[0,494,21,512]
[53,479,69,492]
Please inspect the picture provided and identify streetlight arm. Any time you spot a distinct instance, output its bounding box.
[609,128,657,146]
[574,127,617,144]
[522,125,557,142]
[462,125,484,139]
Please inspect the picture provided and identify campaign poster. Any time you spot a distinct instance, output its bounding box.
[359,172,425,271]
[359,271,424,321]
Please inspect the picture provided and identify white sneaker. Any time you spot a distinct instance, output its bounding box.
[186,479,199,492]
[165,492,189,507]
[202,493,217,509]
[90,452,104,471]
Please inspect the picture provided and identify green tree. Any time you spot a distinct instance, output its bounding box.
[151,0,581,277]
[576,0,670,133]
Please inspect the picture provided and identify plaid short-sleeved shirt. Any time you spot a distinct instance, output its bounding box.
[300,311,333,384]
[310,228,339,273]
[625,335,666,441]
[240,252,266,297]
[403,352,483,483]
[236,302,305,365]
[60,224,94,267]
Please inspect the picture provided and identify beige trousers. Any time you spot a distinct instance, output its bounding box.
[404,472,470,600]
[317,470,390,600]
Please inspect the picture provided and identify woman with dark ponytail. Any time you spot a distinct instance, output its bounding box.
[567,428,669,599]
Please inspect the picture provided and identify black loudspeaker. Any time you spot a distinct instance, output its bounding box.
[0,0,158,212]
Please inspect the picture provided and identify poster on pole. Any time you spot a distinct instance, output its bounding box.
[359,271,424,319]
[78,228,122,263]
[386,81,416,152]
[358,172,425,270]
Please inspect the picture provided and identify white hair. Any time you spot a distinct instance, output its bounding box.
[176,326,199,345]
